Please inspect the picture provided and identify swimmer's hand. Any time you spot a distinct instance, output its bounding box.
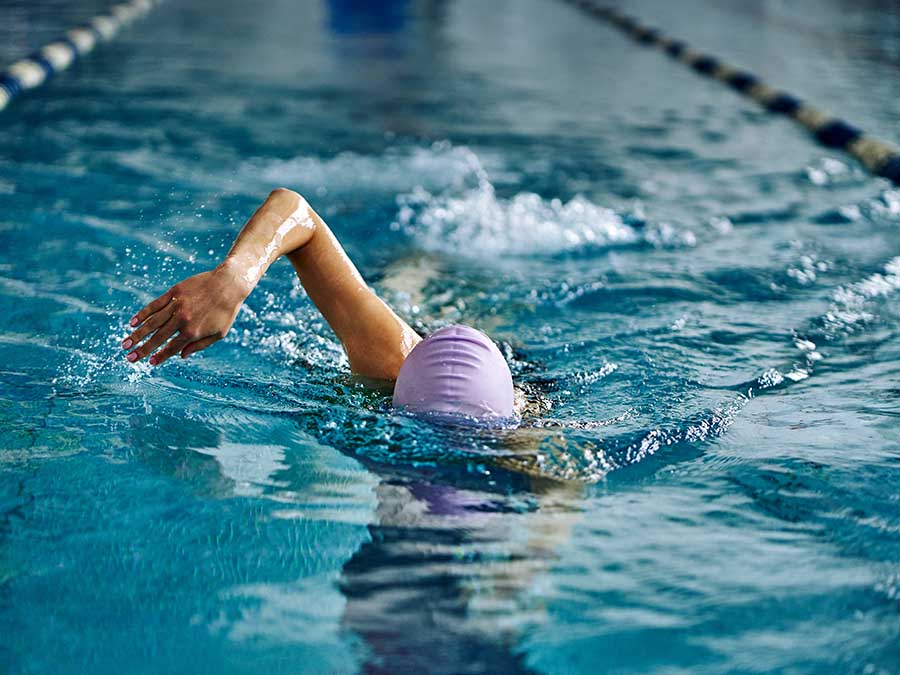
[121,187,312,367]
[122,262,249,365]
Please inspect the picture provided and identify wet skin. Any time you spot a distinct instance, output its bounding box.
[123,188,421,380]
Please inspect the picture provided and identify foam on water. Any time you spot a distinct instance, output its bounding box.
[394,184,642,256]
[390,146,697,257]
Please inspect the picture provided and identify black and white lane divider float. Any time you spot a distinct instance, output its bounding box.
[563,0,900,186]
[0,0,162,112]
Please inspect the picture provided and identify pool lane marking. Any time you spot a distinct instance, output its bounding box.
[563,0,900,186]
[0,0,161,113]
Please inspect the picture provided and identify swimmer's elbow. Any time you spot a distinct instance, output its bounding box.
[269,188,303,201]
[266,187,316,238]
[268,186,305,205]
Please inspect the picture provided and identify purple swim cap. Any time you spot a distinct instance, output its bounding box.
[393,325,514,420]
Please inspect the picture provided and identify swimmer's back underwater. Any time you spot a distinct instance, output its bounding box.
[123,188,516,423]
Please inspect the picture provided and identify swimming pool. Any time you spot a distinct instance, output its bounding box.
[2,0,899,672]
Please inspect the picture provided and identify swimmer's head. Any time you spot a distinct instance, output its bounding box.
[393,325,515,422]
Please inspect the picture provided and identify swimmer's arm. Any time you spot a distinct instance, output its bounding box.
[124,188,420,378]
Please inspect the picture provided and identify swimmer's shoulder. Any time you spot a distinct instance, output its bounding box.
[513,384,553,419]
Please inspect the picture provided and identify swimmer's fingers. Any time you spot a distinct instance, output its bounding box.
[126,315,177,363]
[122,302,176,350]
[149,333,193,366]
[180,335,219,359]
[129,290,173,328]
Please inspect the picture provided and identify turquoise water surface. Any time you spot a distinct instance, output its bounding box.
[1,0,899,673]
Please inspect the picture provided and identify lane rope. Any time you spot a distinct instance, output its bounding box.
[0,0,163,113]
[564,0,900,186]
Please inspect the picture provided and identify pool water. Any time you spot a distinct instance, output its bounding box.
[2,0,899,672]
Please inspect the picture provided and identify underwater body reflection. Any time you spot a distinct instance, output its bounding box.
[338,447,584,674]
[131,407,588,675]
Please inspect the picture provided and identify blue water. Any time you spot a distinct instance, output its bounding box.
[2,0,899,673]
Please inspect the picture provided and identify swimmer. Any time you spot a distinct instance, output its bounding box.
[123,188,516,422]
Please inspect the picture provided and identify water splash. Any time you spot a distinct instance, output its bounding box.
[208,140,698,258]
[823,256,900,334]
[394,185,641,256]
[786,253,831,286]
[391,148,697,257]
[743,256,900,395]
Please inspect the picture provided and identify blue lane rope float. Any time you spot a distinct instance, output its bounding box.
[0,0,162,113]
[564,0,900,186]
